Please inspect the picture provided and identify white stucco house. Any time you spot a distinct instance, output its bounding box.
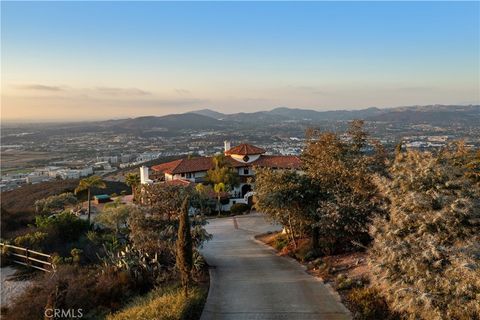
[140,141,301,210]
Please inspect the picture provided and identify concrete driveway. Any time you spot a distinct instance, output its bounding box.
[200,213,351,320]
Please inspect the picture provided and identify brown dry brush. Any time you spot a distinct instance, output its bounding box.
[369,147,480,320]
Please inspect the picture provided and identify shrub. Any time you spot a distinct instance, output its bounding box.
[369,149,480,320]
[70,248,83,264]
[107,284,207,320]
[35,212,90,243]
[1,244,12,267]
[230,203,250,215]
[10,212,89,254]
[348,287,397,320]
[13,231,48,250]
[4,265,141,320]
[0,207,35,239]
[274,234,289,251]
[34,192,78,214]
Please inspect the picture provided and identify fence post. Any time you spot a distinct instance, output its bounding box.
[25,248,30,267]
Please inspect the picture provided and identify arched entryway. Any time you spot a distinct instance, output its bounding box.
[241,184,252,197]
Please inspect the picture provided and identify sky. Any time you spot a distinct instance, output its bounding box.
[1,1,479,122]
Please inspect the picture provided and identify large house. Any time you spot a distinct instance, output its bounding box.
[140,141,301,209]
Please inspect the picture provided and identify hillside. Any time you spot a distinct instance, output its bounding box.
[187,105,480,125]
[365,105,480,124]
[190,109,226,120]
[110,113,223,131]
[1,179,129,238]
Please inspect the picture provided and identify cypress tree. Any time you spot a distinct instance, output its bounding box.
[176,196,193,297]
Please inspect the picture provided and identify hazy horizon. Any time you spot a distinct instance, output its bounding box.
[2,2,479,121]
[2,104,479,125]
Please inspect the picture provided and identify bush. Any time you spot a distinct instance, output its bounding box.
[13,231,48,250]
[34,192,78,214]
[4,265,141,320]
[0,207,35,239]
[107,284,207,320]
[230,203,250,214]
[12,212,90,254]
[369,149,480,319]
[348,287,397,320]
[1,244,12,267]
[35,212,90,243]
[274,234,289,251]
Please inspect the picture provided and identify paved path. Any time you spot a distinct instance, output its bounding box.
[200,213,351,320]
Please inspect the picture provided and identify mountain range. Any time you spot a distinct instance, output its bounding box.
[6,105,478,132]
[98,105,479,131]
[191,105,480,125]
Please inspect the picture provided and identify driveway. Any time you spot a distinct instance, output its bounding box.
[200,213,351,320]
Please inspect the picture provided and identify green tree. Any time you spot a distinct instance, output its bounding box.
[125,172,140,201]
[95,204,131,236]
[129,184,210,264]
[176,197,193,297]
[34,192,78,215]
[74,176,106,223]
[213,182,225,215]
[255,169,318,248]
[206,154,239,189]
[369,148,480,319]
[194,184,213,215]
[302,122,384,253]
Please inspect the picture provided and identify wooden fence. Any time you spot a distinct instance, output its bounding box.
[0,243,53,272]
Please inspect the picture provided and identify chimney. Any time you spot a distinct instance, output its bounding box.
[224,140,231,153]
[140,166,152,184]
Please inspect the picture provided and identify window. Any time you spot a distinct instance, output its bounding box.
[186,173,192,178]
[243,168,249,175]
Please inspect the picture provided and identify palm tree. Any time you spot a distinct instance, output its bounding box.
[214,182,225,216]
[75,175,106,223]
[125,172,140,202]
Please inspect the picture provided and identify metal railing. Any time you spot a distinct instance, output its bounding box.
[0,243,53,272]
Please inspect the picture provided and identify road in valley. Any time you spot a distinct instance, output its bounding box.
[200,213,351,320]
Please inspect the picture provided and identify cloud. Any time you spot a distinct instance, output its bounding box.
[94,87,151,96]
[15,84,65,91]
[175,88,191,96]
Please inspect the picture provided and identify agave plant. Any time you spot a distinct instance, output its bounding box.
[100,243,165,283]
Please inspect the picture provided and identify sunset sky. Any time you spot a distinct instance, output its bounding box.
[2,1,479,122]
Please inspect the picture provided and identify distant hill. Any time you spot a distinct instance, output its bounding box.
[50,104,479,132]
[267,107,384,121]
[190,108,226,120]
[105,113,223,131]
[223,111,290,123]
[365,105,480,125]
[221,105,480,124]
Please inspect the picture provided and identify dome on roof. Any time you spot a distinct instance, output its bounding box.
[224,143,266,156]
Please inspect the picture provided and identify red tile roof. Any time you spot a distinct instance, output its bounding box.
[164,179,193,186]
[152,157,214,174]
[151,154,301,174]
[151,159,183,174]
[225,143,266,155]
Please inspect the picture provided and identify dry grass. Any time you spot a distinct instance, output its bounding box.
[107,284,207,320]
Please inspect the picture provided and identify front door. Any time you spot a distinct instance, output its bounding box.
[241,184,252,197]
